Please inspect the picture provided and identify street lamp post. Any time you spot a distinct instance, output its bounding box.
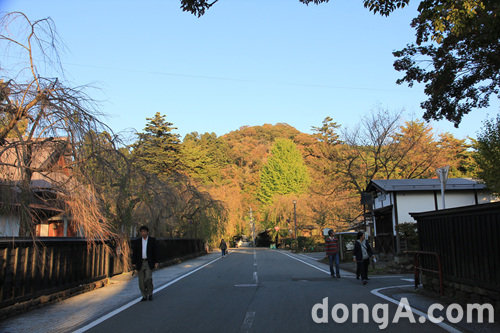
[249,207,255,246]
[436,166,450,209]
[293,200,297,240]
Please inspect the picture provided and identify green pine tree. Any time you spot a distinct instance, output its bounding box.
[181,132,230,185]
[132,112,181,178]
[474,115,500,195]
[258,138,310,204]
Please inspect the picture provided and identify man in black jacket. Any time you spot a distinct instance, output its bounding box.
[353,231,373,285]
[132,225,159,301]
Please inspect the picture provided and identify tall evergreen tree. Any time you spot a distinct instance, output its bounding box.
[181,132,230,185]
[258,138,310,204]
[132,112,181,178]
[474,115,500,195]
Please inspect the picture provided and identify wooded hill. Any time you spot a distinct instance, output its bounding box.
[131,110,478,242]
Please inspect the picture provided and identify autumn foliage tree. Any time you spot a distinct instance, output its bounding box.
[312,109,478,196]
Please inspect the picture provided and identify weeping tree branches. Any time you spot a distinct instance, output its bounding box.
[0,12,114,242]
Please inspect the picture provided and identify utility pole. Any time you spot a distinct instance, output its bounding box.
[249,207,255,247]
[293,200,297,239]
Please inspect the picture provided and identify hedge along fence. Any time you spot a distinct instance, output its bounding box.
[0,237,206,311]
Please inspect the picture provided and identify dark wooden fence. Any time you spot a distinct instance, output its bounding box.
[411,202,500,294]
[0,237,205,310]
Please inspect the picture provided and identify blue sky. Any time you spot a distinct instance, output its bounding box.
[1,0,498,141]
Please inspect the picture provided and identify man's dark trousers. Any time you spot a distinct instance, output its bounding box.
[328,252,340,277]
[139,259,153,298]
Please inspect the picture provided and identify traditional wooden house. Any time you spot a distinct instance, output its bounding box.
[365,178,494,253]
[0,138,78,237]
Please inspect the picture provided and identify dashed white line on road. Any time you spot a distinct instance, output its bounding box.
[240,311,256,332]
[252,247,259,284]
[253,271,259,284]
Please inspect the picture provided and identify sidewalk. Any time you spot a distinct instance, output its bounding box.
[0,252,222,333]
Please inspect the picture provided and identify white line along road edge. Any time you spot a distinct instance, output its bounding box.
[277,250,330,274]
[371,285,461,333]
[73,255,223,333]
[277,250,356,277]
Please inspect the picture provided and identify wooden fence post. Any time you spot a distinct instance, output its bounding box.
[12,247,19,300]
[0,248,8,302]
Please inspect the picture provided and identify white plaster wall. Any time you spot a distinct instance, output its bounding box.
[396,192,436,223]
[435,191,476,210]
[0,215,20,236]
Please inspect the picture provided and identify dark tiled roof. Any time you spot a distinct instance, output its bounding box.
[367,178,487,192]
[30,179,54,189]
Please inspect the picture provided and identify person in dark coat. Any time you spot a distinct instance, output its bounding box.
[132,225,159,301]
[219,239,227,256]
[353,231,373,285]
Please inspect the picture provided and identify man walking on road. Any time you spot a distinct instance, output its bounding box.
[353,231,373,285]
[219,238,227,256]
[325,229,340,278]
[132,226,159,301]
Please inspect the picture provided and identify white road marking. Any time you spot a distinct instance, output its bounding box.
[73,255,223,333]
[401,278,414,282]
[371,285,462,333]
[277,251,354,277]
[298,253,322,261]
[240,311,256,332]
[253,247,258,283]
[234,284,258,287]
[367,276,404,279]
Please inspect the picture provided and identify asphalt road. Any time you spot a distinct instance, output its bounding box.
[83,248,447,333]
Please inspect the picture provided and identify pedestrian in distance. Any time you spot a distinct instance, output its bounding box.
[132,225,159,301]
[353,231,373,285]
[219,238,227,256]
[325,229,340,278]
